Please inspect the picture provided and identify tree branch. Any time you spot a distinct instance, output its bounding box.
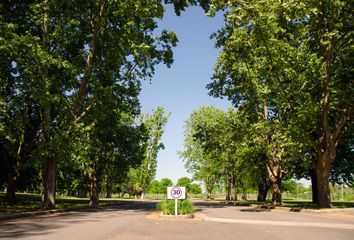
[74,105,92,124]
[72,0,106,117]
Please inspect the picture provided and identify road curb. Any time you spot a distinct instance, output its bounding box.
[147,211,208,221]
[159,213,194,219]
[249,204,354,215]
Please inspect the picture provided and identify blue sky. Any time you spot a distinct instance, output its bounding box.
[138,6,232,184]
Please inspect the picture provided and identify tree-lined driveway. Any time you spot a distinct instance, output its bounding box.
[0,201,353,240]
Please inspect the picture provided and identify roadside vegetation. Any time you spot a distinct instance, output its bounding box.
[157,199,195,215]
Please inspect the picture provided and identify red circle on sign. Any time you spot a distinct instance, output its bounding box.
[170,187,182,199]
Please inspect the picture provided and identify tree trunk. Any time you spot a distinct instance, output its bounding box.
[41,154,58,209]
[316,145,335,208]
[310,168,318,204]
[206,182,213,199]
[106,182,112,198]
[205,178,214,200]
[241,182,247,200]
[267,164,285,206]
[225,183,230,201]
[230,173,237,201]
[270,176,282,206]
[226,171,237,201]
[5,112,36,204]
[207,191,211,199]
[5,169,18,204]
[40,0,57,210]
[314,4,348,208]
[89,164,99,207]
[77,189,87,198]
[257,177,270,202]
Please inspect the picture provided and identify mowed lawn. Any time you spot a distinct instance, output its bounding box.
[0,193,136,215]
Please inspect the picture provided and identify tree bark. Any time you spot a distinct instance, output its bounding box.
[41,154,58,209]
[241,193,247,200]
[207,191,211,199]
[270,176,282,206]
[316,143,336,208]
[89,176,99,207]
[89,163,99,207]
[257,177,270,202]
[310,168,318,204]
[225,182,230,201]
[5,169,18,204]
[205,179,213,199]
[267,164,285,206]
[314,1,350,208]
[73,0,106,118]
[230,172,237,201]
[40,0,59,209]
[5,105,37,204]
[106,182,112,198]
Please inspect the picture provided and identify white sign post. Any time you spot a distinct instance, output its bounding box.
[167,187,186,216]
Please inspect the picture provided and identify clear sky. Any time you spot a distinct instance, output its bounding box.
[138,6,232,184]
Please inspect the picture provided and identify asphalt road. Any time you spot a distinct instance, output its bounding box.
[0,201,353,240]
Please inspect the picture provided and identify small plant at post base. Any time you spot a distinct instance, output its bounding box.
[156,199,195,215]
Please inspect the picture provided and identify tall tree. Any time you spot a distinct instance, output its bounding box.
[1,0,179,208]
[205,0,353,207]
[180,106,225,199]
[131,107,170,199]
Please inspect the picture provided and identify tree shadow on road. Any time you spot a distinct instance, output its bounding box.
[240,208,271,212]
[0,200,158,239]
[193,201,236,209]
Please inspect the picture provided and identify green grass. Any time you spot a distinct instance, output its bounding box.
[0,192,133,215]
[218,198,354,209]
[156,199,195,215]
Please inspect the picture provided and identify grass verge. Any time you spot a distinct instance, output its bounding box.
[221,199,354,209]
[0,192,132,215]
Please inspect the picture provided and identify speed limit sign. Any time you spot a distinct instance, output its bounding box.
[167,186,186,216]
[167,187,186,200]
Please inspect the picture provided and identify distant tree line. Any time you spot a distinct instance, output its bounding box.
[146,177,202,196]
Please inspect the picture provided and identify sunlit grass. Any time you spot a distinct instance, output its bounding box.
[217,198,354,209]
[0,192,136,215]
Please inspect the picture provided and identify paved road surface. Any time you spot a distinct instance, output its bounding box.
[0,201,353,240]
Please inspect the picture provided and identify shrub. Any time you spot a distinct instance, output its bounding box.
[156,199,195,215]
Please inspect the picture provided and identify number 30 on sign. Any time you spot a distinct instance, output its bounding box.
[167,187,186,200]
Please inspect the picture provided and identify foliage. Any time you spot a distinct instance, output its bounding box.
[156,199,195,215]
[148,180,162,194]
[176,177,202,195]
[204,0,353,207]
[189,183,202,195]
[123,107,170,198]
[177,177,191,188]
[281,180,300,194]
[181,106,273,201]
[180,106,225,197]
[0,0,179,207]
[160,178,174,192]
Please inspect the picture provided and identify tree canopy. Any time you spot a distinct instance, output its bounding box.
[203,0,353,207]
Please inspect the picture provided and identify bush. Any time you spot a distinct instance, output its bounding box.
[156,199,195,215]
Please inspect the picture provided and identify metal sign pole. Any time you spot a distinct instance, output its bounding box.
[175,198,178,216]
